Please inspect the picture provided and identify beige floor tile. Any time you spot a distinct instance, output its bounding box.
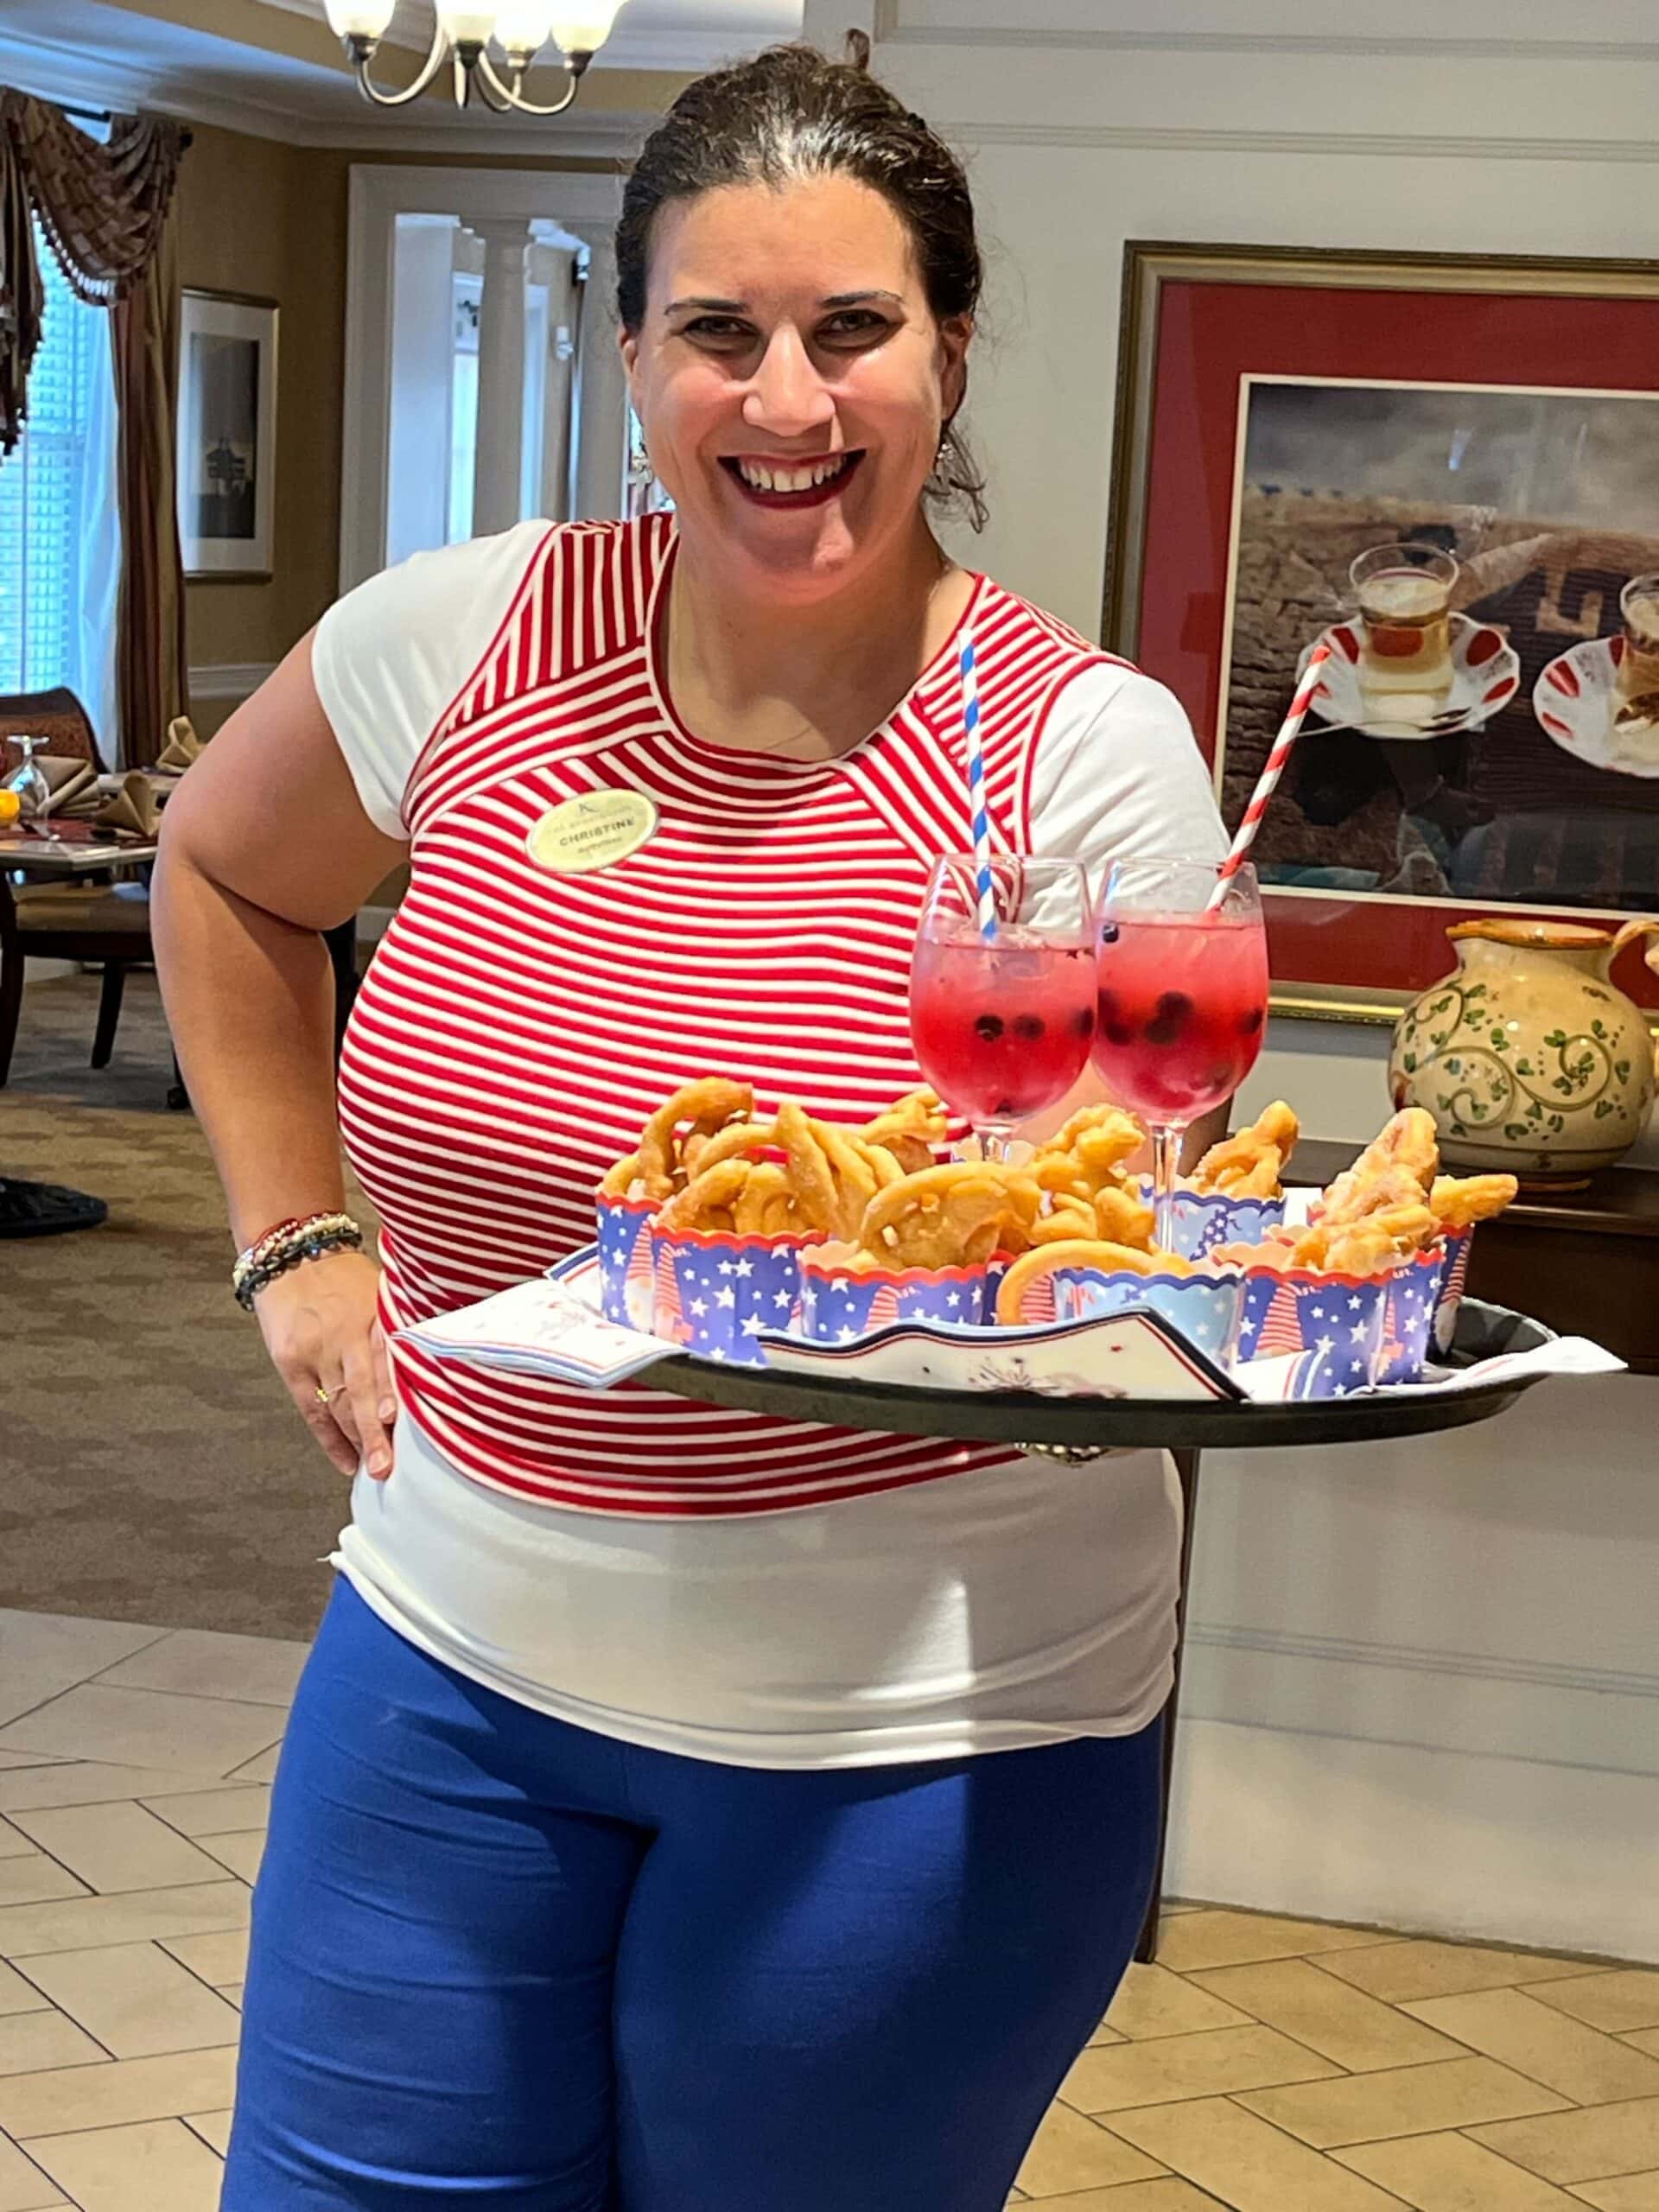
[0,1865,86,1914]
[0,1767,233,1815]
[220,1984,243,2010]
[1016,2183,1226,2209]
[1320,1940,1610,2006]
[0,2135,64,2210]
[158,1929,248,1988]
[0,2012,107,2076]
[0,1619,165,1732]
[1626,2033,1659,2061]
[1189,1956,1468,2072]
[6,1805,228,1897]
[0,1827,31,1865]
[0,1965,50,2018]
[199,1830,264,1884]
[20,1943,242,2060]
[1014,2103,1166,2196]
[1154,1910,1390,1974]
[183,2109,232,2156]
[1470,2100,1659,2186]
[21,2116,225,2211]
[1533,1976,1659,2037]
[1402,1988,1659,2107]
[143,1786,271,1840]
[1104,1962,1254,2040]
[1084,2018,1126,2047]
[226,1743,282,1785]
[1062,2024,1341,2113]
[0,1756,65,1771]
[1107,2094,1410,2210]
[1238,2055,1571,2148]
[0,2045,238,2137]
[1335,2129,1587,2208]
[1569,2174,1659,2209]
[0,1880,250,1962]
[95,1628,308,1710]
[0,1686,283,1777]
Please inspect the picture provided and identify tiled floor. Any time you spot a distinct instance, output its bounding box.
[3,1610,1659,2210]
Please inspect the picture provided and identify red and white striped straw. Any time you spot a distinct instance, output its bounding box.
[1208,643,1332,910]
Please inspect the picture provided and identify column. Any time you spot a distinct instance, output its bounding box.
[568,224,631,523]
[385,218,459,564]
[532,244,578,524]
[473,219,532,537]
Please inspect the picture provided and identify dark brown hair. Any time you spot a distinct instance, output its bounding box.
[616,36,988,530]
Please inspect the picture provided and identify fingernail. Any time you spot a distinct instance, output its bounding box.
[378,1400,396,1423]
[369,1450,391,1478]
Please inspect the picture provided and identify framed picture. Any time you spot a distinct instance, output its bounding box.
[176,289,277,582]
[1105,243,1659,1019]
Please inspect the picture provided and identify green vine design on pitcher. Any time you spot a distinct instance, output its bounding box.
[1395,979,1621,1141]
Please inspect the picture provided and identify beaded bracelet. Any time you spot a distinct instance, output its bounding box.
[232,1212,363,1312]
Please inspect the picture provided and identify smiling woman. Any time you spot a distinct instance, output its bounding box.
[156,35,1228,2212]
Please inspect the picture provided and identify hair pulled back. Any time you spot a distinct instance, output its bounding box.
[616,36,988,529]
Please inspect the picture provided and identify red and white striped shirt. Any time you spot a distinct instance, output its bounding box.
[331,516,1199,1517]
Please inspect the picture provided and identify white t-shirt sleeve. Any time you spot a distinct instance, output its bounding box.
[1027,660,1227,888]
[311,521,551,839]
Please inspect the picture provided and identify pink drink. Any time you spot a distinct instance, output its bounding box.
[911,924,1095,1124]
[1092,911,1268,1122]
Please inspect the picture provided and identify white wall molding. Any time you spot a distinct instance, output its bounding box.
[888,26,1659,66]
[951,123,1659,166]
[188,662,276,702]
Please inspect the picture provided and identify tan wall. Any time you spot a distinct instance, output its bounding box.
[175,124,669,711]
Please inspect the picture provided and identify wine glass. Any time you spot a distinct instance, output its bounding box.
[910,855,1095,1161]
[1091,857,1268,1251]
[4,737,61,845]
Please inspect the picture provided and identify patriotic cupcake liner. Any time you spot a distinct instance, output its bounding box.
[1137,1183,1287,1263]
[1433,1229,1474,1360]
[798,1249,988,1342]
[648,1226,818,1365]
[594,1192,660,1332]
[1004,1262,1243,1364]
[1236,1267,1393,1397]
[1378,1245,1451,1385]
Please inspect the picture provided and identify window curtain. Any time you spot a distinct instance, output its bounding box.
[0,89,188,765]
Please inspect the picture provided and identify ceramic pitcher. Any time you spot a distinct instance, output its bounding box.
[1389,917,1659,1185]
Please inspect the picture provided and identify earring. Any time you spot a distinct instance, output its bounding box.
[628,444,655,486]
[926,429,954,494]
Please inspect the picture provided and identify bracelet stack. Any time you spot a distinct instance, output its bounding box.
[232,1212,364,1311]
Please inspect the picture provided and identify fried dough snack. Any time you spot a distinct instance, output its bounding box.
[861,1089,948,1176]
[1192,1102,1300,1198]
[1315,1108,1439,1226]
[859,1163,1045,1271]
[1430,1173,1518,1230]
[650,1097,909,1241]
[995,1239,1183,1326]
[601,1079,755,1201]
[1031,1107,1147,1212]
[1289,1203,1436,1276]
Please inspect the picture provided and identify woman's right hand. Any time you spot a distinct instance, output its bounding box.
[253,1248,397,1480]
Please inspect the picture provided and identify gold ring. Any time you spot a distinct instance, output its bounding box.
[315,1383,346,1406]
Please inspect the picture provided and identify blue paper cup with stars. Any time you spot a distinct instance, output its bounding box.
[1236,1266,1391,1396]
[594,1193,661,1332]
[648,1227,817,1364]
[1432,1229,1474,1360]
[1134,1180,1286,1263]
[1378,1245,1450,1383]
[797,1245,988,1341]
[998,1257,1243,1364]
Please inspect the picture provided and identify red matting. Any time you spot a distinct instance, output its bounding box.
[1133,278,1659,1009]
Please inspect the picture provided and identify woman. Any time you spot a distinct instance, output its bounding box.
[156,40,1227,2211]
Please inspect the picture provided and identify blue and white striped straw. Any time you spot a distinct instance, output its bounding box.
[959,631,997,942]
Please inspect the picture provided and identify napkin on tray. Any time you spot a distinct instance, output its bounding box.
[156,717,203,771]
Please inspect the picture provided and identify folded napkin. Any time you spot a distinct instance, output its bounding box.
[156,716,203,772]
[26,755,99,817]
[89,772,160,839]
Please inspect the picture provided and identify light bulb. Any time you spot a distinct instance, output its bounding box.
[549,0,622,55]
[435,0,499,43]
[324,0,396,36]
[493,1,555,55]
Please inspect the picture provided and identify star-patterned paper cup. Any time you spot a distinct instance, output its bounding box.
[1007,1262,1243,1365]
[796,1246,988,1342]
[648,1226,819,1364]
[594,1193,662,1332]
[1432,1229,1474,1360]
[1236,1266,1392,1396]
[1378,1245,1450,1384]
[1135,1182,1287,1263]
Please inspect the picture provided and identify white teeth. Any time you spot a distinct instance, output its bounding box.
[736,454,849,493]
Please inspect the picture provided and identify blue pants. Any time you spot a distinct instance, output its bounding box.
[225,1580,1162,2210]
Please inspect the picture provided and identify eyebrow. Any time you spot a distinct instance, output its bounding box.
[662,289,906,315]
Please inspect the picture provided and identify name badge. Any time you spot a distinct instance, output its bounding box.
[526,791,658,874]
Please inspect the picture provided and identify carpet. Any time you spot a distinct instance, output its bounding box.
[0,969,366,1638]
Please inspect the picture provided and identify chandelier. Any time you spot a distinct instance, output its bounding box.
[322,1,627,115]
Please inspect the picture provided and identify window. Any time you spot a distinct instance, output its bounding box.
[0,223,121,756]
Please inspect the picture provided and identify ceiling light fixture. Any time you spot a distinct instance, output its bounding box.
[322,0,627,115]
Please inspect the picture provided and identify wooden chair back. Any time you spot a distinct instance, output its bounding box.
[0,688,99,772]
